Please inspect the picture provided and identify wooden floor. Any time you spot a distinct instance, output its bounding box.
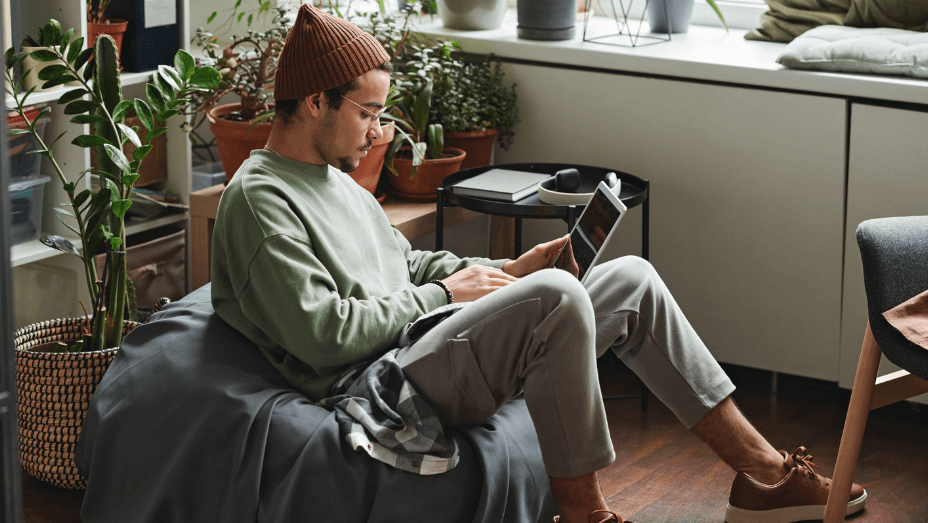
[597,355,928,523]
[20,359,928,522]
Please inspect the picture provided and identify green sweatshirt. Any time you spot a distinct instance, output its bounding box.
[210,150,504,401]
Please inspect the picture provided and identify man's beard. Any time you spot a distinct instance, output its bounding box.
[336,157,356,173]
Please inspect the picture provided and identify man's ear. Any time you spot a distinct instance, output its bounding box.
[304,93,325,118]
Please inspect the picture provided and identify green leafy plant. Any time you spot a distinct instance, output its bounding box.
[188,0,290,130]
[5,20,222,352]
[381,39,456,177]
[430,55,519,150]
[21,19,65,48]
[706,0,728,31]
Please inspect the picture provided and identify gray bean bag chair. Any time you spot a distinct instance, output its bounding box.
[75,284,558,522]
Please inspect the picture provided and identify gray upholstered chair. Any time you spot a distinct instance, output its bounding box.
[825,216,928,522]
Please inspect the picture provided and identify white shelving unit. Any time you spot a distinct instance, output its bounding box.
[8,0,194,322]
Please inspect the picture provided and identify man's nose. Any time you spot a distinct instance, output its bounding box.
[369,122,384,141]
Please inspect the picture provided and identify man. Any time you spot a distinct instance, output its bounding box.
[210,5,867,523]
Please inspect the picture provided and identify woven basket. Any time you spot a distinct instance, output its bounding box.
[13,298,170,489]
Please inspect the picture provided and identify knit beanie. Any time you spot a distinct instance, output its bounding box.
[274,4,390,100]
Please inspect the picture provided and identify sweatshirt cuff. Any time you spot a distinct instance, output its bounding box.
[415,282,449,312]
[482,258,508,270]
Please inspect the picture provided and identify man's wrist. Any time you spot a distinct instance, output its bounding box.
[429,280,454,304]
[502,260,516,276]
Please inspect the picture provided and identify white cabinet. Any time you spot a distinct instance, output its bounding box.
[839,103,928,400]
[495,63,849,380]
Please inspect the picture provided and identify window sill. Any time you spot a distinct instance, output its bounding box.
[415,9,927,106]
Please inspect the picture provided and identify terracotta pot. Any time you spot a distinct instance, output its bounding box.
[348,122,394,197]
[443,129,498,170]
[388,147,466,202]
[208,103,274,183]
[87,18,128,56]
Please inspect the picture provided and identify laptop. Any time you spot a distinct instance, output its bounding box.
[550,181,628,284]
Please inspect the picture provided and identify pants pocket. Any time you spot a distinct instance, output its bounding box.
[436,338,498,427]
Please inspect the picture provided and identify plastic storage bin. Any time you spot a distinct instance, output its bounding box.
[9,175,50,246]
[8,115,49,179]
[191,160,226,192]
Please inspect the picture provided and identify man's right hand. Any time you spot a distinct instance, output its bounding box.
[442,265,518,302]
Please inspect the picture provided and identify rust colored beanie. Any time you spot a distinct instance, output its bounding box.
[274,4,390,100]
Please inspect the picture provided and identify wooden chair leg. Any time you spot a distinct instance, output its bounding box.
[824,322,882,523]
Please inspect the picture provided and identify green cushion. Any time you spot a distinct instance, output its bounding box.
[776,25,928,78]
[745,0,851,43]
[845,0,928,31]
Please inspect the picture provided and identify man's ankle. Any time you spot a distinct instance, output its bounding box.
[740,452,788,485]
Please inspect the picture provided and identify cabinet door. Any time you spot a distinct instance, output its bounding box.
[840,103,928,399]
[496,63,848,379]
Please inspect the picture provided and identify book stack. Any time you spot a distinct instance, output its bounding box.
[452,169,551,202]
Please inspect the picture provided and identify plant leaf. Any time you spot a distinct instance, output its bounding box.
[146,126,167,140]
[58,87,88,106]
[59,28,74,50]
[37,64,68,81]
[29,49,60,62]
[158,65,182,91]
[71,134,110,148]
[174,49,196,81]
[133,144,153,163]
[112,100,133,122]
[43,20,61,48]
[188,67,221,90]
[158,108,179,122]
[121,173,140,186]
[133,99,155,130]
[40,235,80,257]
[104,143,131,173]
[64,100,96,115]
[56,214,80,236]
[71,114,107,124]
[146,83,166,113]
[54,206,75,218]
[74,189,92,208]
[206,11,217,24]
[67,36,85,63]
[8,128,30,136]
[117,123,141,148]
[73,47,94,74]
[111,199,132,219]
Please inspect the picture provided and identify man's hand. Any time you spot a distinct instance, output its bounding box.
[502,235,570,278]
[442,265,517,302]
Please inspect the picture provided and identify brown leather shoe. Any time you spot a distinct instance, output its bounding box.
[552,509,632,523]
[725,446,867,523]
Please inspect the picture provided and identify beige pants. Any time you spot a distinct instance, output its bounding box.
[395,256,735,478]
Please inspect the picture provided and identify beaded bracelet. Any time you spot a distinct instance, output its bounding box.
[429,279,454,305]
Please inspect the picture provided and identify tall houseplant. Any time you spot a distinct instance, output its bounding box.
[6,24,221,353]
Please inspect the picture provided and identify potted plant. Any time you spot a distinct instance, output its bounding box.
[431,55,518,170]
[19,20,69,92]
[382,67,465,201]
[86,0,128,57]
[189,1,290,182]
[6,26,221,488]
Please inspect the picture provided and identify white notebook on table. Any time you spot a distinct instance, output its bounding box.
[452,169,551,202]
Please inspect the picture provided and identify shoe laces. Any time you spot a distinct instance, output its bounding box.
[790,446,825,486]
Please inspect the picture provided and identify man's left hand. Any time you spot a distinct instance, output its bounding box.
[502,235,569,278]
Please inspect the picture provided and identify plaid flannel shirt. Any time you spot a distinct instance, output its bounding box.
[316,303,467,475]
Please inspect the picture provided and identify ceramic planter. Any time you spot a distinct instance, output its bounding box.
[647,0,695,34]
[517,0,577,40]
[438,0,507,30]
[87,18,128,57]
[348,122,394,202]
[444,129,499,170]
[208,103,274,183]
[21,46,64,92]
[388,147,466,202]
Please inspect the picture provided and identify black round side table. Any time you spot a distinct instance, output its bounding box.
[436,162,650,260]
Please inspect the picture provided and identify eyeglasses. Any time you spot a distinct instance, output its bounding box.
[339,94,386,130]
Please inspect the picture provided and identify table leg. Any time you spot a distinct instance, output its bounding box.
[436,188,444,252]
[514,217,522,258]
[643,179,650,261]
[567,205,576,232]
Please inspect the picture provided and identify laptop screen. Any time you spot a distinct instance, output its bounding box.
[551,187,624,282]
